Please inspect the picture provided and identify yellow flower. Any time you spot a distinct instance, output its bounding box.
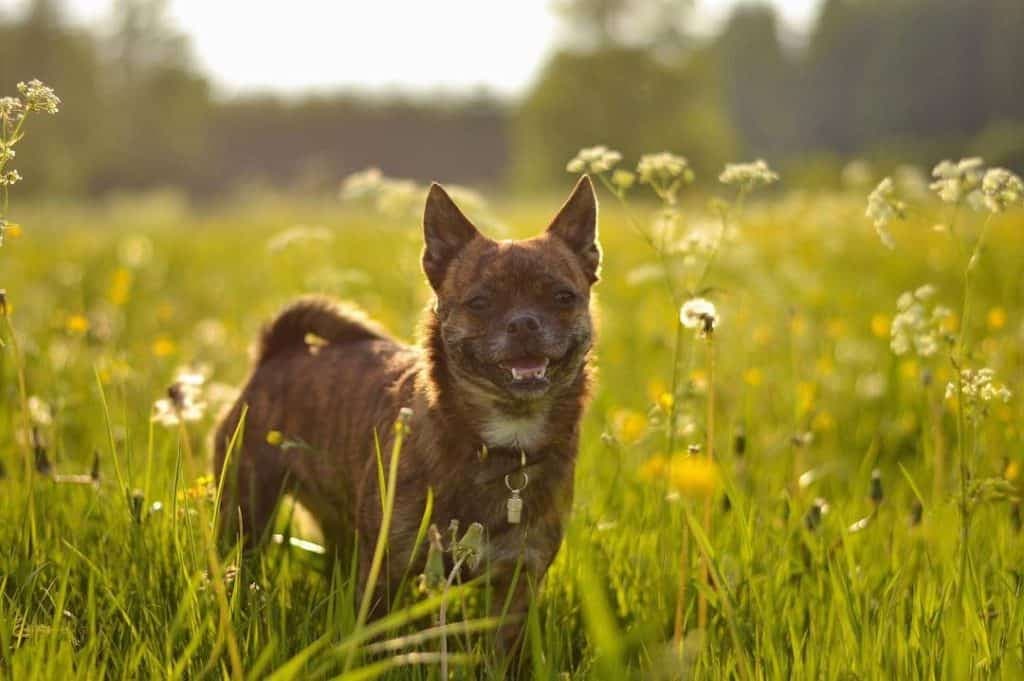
[689,368,708,392]
[987,307,1007,331]
[797,381,816,416]
[743,367,763,387]
[1005,459,1020,482]
[790,315,808,338]
[815,356,835,376]
[752,325,773,346]
[668,456,720,498]
[108,268,133,306]
[152,337,177,357]
[3,223,22,239]
[825,318,847,339]
[646,378,668,404]
[640,455,668,481]
[812,410,835,432]
[870,314,890,338]
[639,454,720,497]
[899,359,919,381]
[613,409,648,444]
[266,430,284,446]
[66,314,89,335]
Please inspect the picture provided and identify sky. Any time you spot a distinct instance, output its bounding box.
[2,0,822,96]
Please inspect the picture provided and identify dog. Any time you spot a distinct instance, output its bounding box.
[213,176,600,651]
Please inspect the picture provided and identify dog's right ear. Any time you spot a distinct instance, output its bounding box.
[422,183,481,291]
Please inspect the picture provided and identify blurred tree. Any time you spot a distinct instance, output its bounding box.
[0,0,105,193]
[514,47,737,189]
[553,0,694,53]
[714,5,799,159]
[92,0,212,192]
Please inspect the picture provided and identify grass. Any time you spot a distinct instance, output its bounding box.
[1,183,1023,680]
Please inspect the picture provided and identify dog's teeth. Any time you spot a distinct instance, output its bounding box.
[510,366,547,381]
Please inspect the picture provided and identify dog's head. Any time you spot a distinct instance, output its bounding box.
[422,177,600,401]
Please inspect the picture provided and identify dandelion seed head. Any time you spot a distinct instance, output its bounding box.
[680,297,719,338]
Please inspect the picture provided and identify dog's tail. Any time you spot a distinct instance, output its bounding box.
[256,296,390,366]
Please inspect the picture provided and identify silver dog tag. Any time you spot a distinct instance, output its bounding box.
[507,491,523,524]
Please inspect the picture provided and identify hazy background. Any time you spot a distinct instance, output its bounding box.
[2,0,1023,198]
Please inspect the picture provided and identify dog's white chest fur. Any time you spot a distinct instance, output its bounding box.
[479,413,547,450]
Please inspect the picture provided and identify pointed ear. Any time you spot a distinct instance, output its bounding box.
[422,183,481,290]
[547,175,600,282]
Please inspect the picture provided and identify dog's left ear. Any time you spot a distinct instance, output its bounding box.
[547,175,600,283]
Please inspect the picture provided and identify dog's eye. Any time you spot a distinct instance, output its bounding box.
[465,296,492,312]
[554,290,577,306]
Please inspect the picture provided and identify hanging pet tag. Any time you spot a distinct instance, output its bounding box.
[505,470,528,525]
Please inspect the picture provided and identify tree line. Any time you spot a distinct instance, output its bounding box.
[2,0,1022,198]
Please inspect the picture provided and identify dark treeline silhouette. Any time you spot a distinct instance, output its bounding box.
[2,0,1023,198]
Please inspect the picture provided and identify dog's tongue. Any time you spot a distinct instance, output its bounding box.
[502,357,549,381]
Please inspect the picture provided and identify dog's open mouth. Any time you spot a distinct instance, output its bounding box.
[498,356,551,388]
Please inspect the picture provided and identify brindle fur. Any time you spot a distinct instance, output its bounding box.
[213,176,600,650]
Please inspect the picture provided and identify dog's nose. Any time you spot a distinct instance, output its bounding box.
[506,314,541,336]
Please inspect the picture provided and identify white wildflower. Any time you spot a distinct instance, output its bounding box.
[980,167,1024,213]
[719,159,779,190]
[841,160,873,189]
[0,170,22,187]
[27,396,53,426]
[267,225,334,253]
[637,152,692,186]
[946,367,1012,421]
[680,297,719,338]
[890,285,949,358]
[930,157,984,206]
[0,97,24,124]
[566,146,622,175]
[865,177,904,249]
[17,79,61,115]
[340,167,383,200]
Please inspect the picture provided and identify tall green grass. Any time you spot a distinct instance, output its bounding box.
[1,187,1022,679]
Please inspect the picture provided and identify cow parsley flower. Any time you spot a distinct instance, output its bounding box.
[930,157,984,205]
[946,368,1012,421]
[0,97,24,124]
[719,159,779,190]
[890,285,950,357]
[566,146,622,175]
[865,177,904,249]
[0,170,22,187]
[17,79,61,115]
[680,297,719,338]
[980,167,1024,213]
[637,152,692,185]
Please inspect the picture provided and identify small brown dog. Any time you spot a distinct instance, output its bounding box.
[214,176,600,646]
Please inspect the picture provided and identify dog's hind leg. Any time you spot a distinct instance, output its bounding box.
[214,405,287,549]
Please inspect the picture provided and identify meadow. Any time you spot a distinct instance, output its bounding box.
[2,150,1024,680]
